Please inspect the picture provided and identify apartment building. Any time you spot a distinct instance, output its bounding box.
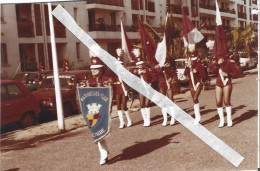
[0,0,258,79]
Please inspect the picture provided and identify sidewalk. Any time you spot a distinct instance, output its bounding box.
[1,68,257,151]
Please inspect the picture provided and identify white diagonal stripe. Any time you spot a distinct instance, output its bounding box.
[52,5,244,167]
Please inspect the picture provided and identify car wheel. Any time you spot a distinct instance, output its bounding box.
[63,103,73,117]
[20,112,35,128]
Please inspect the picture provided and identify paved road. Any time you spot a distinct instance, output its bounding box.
[1,70,258,171]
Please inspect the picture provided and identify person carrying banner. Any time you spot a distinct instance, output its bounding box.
[132,48,153,127]
[86,56,112,165]
[184,45,206,125]
[210,57,239,128]
[154,59,176,126]
[113,48,132,128]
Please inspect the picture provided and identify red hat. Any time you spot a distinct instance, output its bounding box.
[90,57,104,69]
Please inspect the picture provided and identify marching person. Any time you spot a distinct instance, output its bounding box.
[154,59,176,126]
[184,47,206,125]
[87,56,112,165]
[211,56,239,128]
[132,48,153,127]
[114,48,132,128]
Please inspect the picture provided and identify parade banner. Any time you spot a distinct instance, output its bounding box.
[77,86,112,143]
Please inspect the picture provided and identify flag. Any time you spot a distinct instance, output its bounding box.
[213,1,227,60]
[121,20,135,62]
[182,9,204,47]
[138,19,158,68]
[155,14,168,67]
[77,86,112,143]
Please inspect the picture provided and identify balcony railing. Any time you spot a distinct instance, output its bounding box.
[199,3,216,11]
[89,24,140,32]
[219,8,236,14]
[238,12,246,19]
[17,21,34,37]
[87,0,124,7]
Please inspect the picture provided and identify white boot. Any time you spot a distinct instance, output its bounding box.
[140,108,146,126]
[169,107,175,125]
[226,106,232,127]
[97,140,108,165]
[194,103,201,125]
[162,108,167,126]
[217,107,224,128]
[144,107,150,127]
[124,110,132,127]
[117,110,125,129]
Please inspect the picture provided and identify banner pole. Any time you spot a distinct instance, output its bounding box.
[48,3,65,130]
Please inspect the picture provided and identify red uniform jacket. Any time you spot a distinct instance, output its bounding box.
[210,60,239,87]
[134,67,156,84]
[155,66,174,90]
[104,67,128,95]
[87,75,111,87]
[184,61,206,86]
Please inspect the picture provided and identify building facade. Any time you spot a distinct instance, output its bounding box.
[0,0,258,79]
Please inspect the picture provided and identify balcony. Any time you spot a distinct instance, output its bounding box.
[148,2,155,12]
[17,21,34,37]
[238,12,246,19]
[199,3,216,11]
[253,15,258,21]
[219,7,236,14]
[54,24,66,38]
[167,5,189,15]
[87,0,124,7]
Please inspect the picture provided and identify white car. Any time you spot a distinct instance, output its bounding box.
[175,58,189,84]
[239,57,257,70]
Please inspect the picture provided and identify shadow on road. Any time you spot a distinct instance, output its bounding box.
[232,109,258,127]
[107,132,180,164]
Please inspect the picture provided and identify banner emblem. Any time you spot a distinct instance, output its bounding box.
[77,86,112,143]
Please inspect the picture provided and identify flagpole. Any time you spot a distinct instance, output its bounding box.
[48,3,65,130]
[142,0,146,22]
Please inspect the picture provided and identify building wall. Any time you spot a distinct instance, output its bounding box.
[0,0,258,79]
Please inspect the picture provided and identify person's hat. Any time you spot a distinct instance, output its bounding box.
[116,48,124,64]
[132,48,143,65]
[90,57,104,69]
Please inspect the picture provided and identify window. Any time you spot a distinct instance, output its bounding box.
[7,84,25,100]
[76,42,81,60]
[74,7,78,23]
[1,43,8,65]
[1,85,8,101]
[1,5,4,21]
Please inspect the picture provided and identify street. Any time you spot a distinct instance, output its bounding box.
[0,70,258,171]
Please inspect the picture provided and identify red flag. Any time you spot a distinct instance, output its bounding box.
[138,19,158,69]
[121,20,135,62]
[182,9,204,47]
[213,1,227,60]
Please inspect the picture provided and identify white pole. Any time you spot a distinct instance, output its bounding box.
[48,3,65,130]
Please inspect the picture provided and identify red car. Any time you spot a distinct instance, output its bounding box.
[1,80,40,128]
[32,70,91,121]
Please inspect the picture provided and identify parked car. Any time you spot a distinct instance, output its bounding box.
[32,70,91,120]
[13,70,53,91]
[175,58,189,84]
[1,80,40,128]
[239,57,257,70]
